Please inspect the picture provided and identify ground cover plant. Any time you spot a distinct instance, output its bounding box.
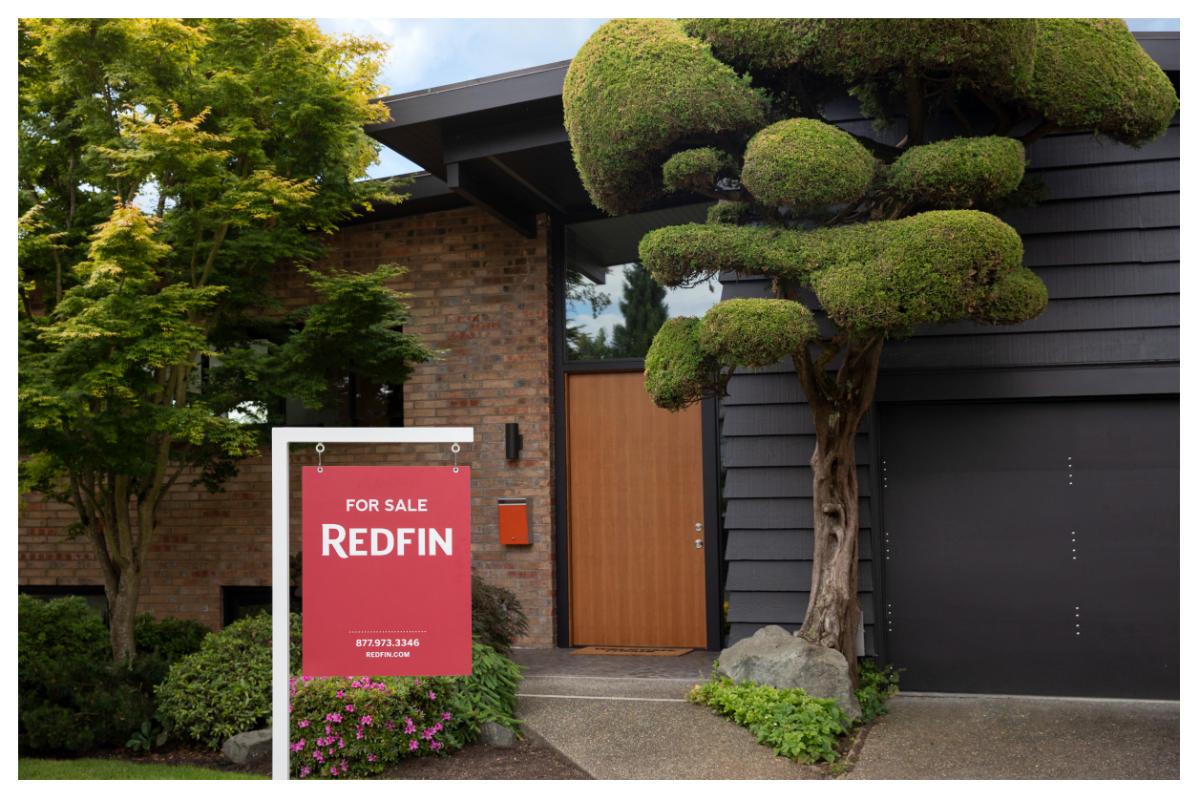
[563,18,1179,681]
[687,659,902,764]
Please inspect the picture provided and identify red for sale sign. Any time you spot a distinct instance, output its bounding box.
[301,466,472,677]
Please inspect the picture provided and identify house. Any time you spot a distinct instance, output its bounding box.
[19,31,1179,700]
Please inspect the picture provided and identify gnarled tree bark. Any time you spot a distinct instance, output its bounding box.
[792,333,884,688]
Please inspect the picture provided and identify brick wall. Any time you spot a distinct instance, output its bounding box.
[18,206,558,647]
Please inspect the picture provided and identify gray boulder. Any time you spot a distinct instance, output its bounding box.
[221,728,272,764]
[478,721,517,747]
[717,625,862,720]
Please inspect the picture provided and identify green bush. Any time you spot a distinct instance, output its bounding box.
[855,659,902,722]
[288,675,458,779]
[471,573,529,655]
[19,594,110,689]
[688,675,851,763]
[156,612,302,750]
[16,593,166,754]
[20,651,169,754]
[134,613,209,665]
[448,641,525,743]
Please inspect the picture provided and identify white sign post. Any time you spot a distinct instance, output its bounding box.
[270,427,473,780]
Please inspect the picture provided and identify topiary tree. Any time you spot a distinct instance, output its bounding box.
[564,18,1177,682]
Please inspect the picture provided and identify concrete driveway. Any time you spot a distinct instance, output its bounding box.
[847,694,1180,780]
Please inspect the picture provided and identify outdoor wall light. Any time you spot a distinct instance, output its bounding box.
[505,422,523,460]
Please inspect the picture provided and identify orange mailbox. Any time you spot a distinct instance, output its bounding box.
[498,498,528,545]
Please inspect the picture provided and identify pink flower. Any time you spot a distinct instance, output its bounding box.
[368,754,376,762]
[357,731,364,739]
[431,742,442,751]
[435,722,442,732]
[442,713,451,721]
[298,720,311,728]
[327,713,342,723]
[346,704,354,712]
[325,725,332,735]
[361,716,373,726]
[409,740,419,751]
[330,766,338,776]
[336,690,344,698]
[429,691,436,699]
[339,739,346,749]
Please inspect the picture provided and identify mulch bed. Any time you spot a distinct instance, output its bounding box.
[68,736,590,779]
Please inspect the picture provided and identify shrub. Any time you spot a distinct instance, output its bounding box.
[855,659,903,722]
[447,641,524,743]
[19,594,110,690]
[687,675,851,763]
[157,612,302,750]
[471,573,529,654]
[288,675,458,779]
[17,593,165,754]
[21,651,169,754]
[134,613,209,665]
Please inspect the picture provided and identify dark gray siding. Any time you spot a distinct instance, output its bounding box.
[719,45,1178,654]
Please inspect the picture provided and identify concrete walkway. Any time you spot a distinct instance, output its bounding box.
[510,648,1180,780]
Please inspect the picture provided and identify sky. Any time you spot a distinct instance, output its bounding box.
[317,17,1181,339]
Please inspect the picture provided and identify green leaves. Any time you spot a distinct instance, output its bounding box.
[688,675,851,763]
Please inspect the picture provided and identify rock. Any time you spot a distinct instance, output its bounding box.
[717,625,862,720]
[221,728,272,764]
[478,721,517,747]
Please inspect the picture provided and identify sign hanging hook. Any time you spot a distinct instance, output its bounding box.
[451,443,460,473]
[316,443,325,473]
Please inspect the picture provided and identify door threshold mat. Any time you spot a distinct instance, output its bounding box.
[570,646,693,657]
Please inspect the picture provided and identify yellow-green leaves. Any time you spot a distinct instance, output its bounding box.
[564,18,765,215]
[741,118,875,210]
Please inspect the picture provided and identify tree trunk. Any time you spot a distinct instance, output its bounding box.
[107,566,142,662]
[799,418,863,687]
[794,334,885,688]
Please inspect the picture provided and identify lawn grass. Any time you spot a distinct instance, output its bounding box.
[19,758,268,780]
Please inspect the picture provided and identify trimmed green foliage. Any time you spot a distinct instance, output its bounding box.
[1021,18,1178,147]
[699,299,816,370]
[663,147,737,194]
[887,137,1025,206]
[969,265,1049,324]
[811,211,1027,334]
[156,613,302,750]
[471,573,530,655]
[643,317,721,412]
[134,613,209,666]
[19,759,268,780]
[687,676,851,763]
[742,118,875,210]
[682,18,1037,97]
[640,222,818,288]
[563,18,765,215]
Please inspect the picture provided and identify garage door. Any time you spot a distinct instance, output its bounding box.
[879,399,1178,699]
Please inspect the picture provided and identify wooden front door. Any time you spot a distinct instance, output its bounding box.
[566,370,706,647]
